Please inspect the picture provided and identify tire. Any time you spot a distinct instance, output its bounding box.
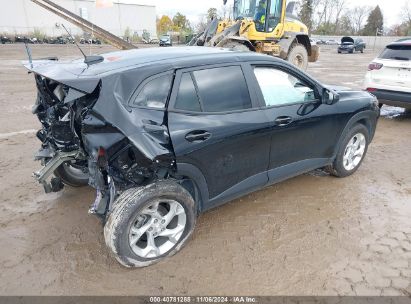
[54,162,89,187]
[286,44,308,71]
[349,49,354,54]
[327,124,369,178]
[360,49,364,53]
[104,180,196,268]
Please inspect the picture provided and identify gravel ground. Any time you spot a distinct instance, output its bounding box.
[0,44,410,296]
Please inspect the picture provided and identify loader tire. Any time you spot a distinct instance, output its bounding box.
[287,44,308,71]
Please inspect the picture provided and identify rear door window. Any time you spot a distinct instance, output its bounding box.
[174,73,202,112]
[193,66,252,112]
[379,45,411,61]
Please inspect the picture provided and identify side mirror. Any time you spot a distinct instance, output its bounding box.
[322,88,340,105]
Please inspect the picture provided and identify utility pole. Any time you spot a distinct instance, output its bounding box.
[373,27,383,51]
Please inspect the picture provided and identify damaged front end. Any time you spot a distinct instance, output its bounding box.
[27,59,176,219]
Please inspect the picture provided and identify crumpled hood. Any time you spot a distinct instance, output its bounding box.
[23,59,100,93]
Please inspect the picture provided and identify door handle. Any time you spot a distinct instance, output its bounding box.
[185,130,211,142]
[274,116,293,127]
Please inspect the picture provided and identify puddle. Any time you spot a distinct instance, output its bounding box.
[380,106,410,119]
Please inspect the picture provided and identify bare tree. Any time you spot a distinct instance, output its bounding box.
[196,14,208,33]
[311,0,348,33]
[401,0,411,24]
[219,4,232,20]
[332,0,348,32]
[349,6,371,34]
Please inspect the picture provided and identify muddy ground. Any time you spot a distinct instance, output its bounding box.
[0,44,410,296]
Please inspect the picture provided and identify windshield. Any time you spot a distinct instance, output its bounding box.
[234,0,259,19]
[234,0,282,32]
[379,45,411,61]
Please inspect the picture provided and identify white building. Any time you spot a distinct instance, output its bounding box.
[0,0,156,37]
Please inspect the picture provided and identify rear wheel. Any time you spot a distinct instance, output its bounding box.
[287,44,308,71]
[54,162,88,187]
[104,180,196,267]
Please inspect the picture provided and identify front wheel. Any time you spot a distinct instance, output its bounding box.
[327,124,369,177]
[287,44,308,71]
[104,180,196,267]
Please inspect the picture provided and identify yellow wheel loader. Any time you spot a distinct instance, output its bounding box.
[189,0,319,70]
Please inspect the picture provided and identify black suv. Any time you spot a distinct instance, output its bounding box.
[27,47,379,267]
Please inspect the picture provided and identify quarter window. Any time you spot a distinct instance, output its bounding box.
[131,74,172,108]
[254,67,316,107]
[193,66,252,112]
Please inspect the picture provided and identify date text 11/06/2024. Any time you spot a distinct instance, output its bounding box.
[149,296,257,303]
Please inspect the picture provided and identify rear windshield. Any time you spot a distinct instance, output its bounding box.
[379,45,411,61]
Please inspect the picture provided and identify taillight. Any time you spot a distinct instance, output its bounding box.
[368,62,383,71]
[366,88,377,92]
[97,147,107,168]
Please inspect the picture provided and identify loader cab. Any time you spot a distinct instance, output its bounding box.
[233,0,284,33]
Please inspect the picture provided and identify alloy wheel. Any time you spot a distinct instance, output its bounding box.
[342,133,366,171]
[128,199,187,259]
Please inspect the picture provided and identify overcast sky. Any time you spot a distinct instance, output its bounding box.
[122,0,408,28]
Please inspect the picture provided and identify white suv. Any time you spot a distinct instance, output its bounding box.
[363,39,411,109]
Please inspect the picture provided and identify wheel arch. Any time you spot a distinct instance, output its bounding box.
[295,34,312,56]
[277,32,311,59]
[174,163,210,213]
[332,110,378,159]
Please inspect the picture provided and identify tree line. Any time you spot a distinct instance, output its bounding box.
[300,0,411,36]
[156,1,411,38]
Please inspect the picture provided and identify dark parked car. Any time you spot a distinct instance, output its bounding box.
[80,37,101,45]
[14,36,33,43]
[159,34,172,46]
[1,36,12,44]
[48,36,69,44]
[338,37,366,53]
[25,47,379,267]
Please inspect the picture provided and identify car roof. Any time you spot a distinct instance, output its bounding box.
[74,46,279,76]
[389,38,411,46]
